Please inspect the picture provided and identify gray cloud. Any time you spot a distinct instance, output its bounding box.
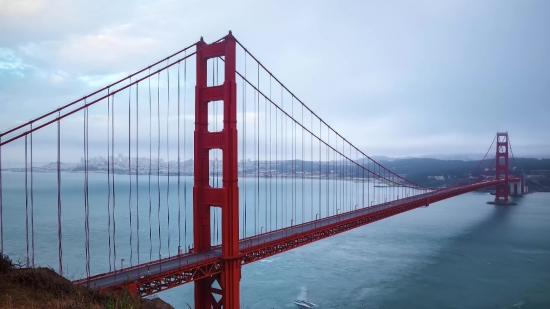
[1,0,549,162]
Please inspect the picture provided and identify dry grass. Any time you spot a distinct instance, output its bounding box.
[0,254,173,309]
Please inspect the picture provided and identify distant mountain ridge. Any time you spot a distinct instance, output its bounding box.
[369,154,550,162]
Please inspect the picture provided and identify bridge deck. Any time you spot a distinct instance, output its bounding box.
[74,180,509,295]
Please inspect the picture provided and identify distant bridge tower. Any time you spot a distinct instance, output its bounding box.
[494,132,509,204]
[194,32,240,308]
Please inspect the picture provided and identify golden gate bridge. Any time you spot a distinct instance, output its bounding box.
[0,32,521,308]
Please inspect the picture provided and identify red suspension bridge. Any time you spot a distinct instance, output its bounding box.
[0,32,521,308]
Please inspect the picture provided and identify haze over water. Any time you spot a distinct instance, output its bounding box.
[1,171,549,308]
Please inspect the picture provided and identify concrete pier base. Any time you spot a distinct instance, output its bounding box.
[487,201,517,205]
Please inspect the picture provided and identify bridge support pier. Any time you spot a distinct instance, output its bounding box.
[194,32,241,308]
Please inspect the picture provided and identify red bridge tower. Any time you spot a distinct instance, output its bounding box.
[194,32,240,308]
[494,132,509,204]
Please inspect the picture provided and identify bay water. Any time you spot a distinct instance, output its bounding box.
[1,171,549,308]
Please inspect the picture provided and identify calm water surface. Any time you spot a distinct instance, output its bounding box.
[1,172,549,308]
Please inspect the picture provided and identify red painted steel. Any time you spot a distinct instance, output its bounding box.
[193,32,240,309]
[0,27,522,308]
[90,179,518,298]
[239,179,516,264]
[104,256,223,296]
[495,132,509,204]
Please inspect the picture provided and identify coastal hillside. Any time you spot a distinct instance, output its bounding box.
[0,254,174,309]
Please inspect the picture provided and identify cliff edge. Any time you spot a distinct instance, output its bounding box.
[0,254,174,309]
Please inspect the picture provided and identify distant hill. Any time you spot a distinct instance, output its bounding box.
[360,157,550,189]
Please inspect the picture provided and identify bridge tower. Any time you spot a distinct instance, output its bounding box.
[194,32,240,308]
[494,132,509,204]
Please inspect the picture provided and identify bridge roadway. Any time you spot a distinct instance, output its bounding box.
[75,180,506,292]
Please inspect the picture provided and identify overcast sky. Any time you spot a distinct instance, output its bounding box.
[1,0,549,161]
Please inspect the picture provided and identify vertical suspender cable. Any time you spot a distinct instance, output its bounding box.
[374,163,377,204]
[335,137,338,214]
[30,126,34,267]
[331,134,334,215]
[346,144,348,210]
[334,136,343,213]
[57,113,62,276]
[274,85,278,230]
[136,80,140,269]
[269,77,272,231]
[358,149,361,207]
[148,71,153,262]
[167,60,171,256]
[86,102,91,278]
[241,78,245,237]
[290,96,298,221]
[292,96,295,223]
[333,132,336,212]
[157,73,161,260]
[25,134,29,266]
[265,96,268,231]
[177,62,181,254]
[294,97,297,221]
[326,126,331,216]
[257,63,260,235]
[282,86,285,227]
[301,102,304,223]
[83,108,87,274]
[351,147,354,208]
[0,135,2,254]
[285,88,288,224]
[183,54,187,251]
[107,91,112,272]
[342,142,344,211]
[112,95,117,271]
[334,136,337,215]
[362,151,365,208]
[339,140,342,212]
[83,103,88,277]
[346,144,353,211]
[256,63,261,235]
[310,112,313,221]
[368,168,370,207]
[346,142,349,209]
[242,53,247,238]
[354,146,356,208]
[253,63,256,233]
[345,143,348,211]
[128,81,133,267]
